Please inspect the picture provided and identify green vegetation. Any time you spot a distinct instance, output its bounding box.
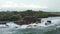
[0,10,60,21]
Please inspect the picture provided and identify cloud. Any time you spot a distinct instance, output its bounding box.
[0,1,48,9]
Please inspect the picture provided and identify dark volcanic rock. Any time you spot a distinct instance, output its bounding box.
[14,16,40,25]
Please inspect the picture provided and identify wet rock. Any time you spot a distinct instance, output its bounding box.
[14,16,40,25]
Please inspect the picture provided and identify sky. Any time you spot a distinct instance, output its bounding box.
[0,0,60,12]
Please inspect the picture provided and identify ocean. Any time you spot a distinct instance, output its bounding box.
[0,17,60,34]
[0,27,60,34]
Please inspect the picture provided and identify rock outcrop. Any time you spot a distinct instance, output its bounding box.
[14,16,40,25]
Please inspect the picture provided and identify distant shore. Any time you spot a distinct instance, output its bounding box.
[0,10,60,24]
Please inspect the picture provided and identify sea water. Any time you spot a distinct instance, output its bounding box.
[1,17,60,34]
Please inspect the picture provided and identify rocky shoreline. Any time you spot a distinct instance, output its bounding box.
[14,16,41,25]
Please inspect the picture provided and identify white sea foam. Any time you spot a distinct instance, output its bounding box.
[1,17,60,30]
[0,17,60,34]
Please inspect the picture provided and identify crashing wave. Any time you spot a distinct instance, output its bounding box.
[0,17,60,31]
